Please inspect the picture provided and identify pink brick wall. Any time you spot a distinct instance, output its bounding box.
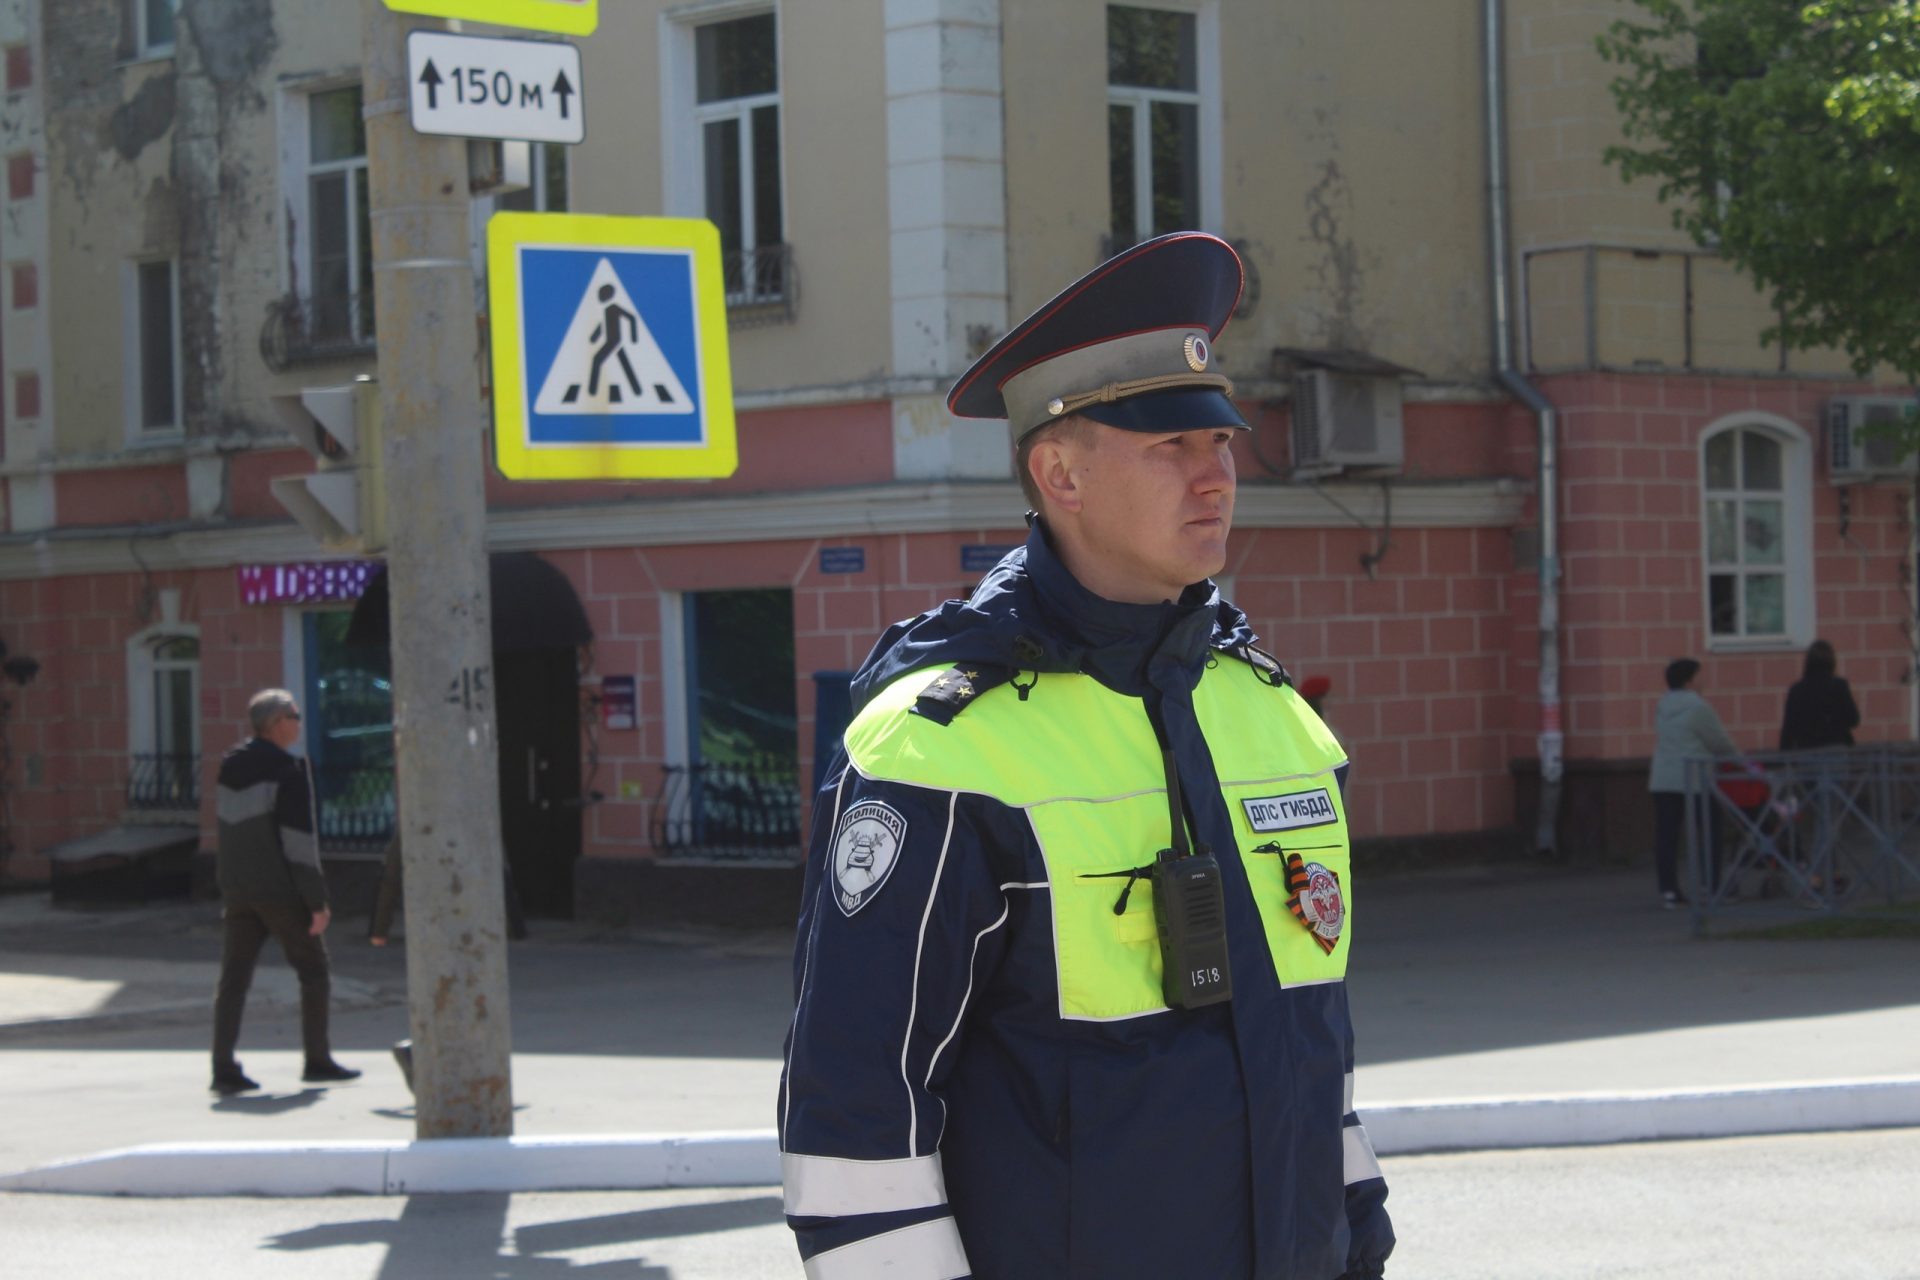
[53,465,190,527]
[10,371,1918,884]
[1526,372,1914,766]
[1236,526,1516,842]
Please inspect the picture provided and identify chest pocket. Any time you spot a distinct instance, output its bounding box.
[1226,776,1352,988]
[1030,793,1176,1021]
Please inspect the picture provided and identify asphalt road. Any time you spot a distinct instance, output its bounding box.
[3,1128,1915,1279]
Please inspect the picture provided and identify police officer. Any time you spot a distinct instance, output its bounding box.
[779,233,1393,1279]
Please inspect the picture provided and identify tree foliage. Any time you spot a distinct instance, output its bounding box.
[1598,1,1920,382]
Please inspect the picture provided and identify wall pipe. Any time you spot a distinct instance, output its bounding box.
[1484,0,1564,856]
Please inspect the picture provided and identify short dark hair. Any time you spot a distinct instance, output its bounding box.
[1664,658,1701,690]
[1014,416,1092,511]
[1803,638,1837,680]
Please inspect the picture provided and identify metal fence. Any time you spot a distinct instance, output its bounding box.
[1682,746,1920,933]
[126,753,199,811]
[651,759,802,864]
[313,765,395,853]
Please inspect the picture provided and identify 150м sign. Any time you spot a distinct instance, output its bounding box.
[406,30,584,146]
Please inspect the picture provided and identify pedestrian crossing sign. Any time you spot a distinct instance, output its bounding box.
[487,213,737,480]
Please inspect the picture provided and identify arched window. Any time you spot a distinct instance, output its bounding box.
[126,625,200,810]
[1700,417,1812,648]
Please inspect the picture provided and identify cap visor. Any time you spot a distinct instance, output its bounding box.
[1075,388,1248,434]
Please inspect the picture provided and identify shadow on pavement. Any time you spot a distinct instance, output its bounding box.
[512,1195,785,1252]
[5,864,1918,1072]
[263,1191,771,1276]
[211,1087,327,1116]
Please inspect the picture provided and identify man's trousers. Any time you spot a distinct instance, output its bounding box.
[212,902,332,1071]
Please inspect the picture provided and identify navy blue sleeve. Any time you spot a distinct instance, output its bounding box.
[777,754,1013,1280]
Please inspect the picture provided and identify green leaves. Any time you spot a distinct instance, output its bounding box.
[1599,0,1920,381]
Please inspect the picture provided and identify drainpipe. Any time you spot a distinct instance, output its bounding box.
[1484,0,1563,857]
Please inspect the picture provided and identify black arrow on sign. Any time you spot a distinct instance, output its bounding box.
[552,69,574,120]
[418,58,443,109]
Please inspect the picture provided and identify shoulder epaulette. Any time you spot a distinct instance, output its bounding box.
[909,664,1013,725]
[1234,644,1293,689]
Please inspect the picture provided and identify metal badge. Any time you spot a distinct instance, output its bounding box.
[1184,334,1209,372]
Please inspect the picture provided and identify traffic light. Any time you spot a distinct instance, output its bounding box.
[270,376,385,553]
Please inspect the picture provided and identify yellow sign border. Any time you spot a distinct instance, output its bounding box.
[383,0,597,37]
[487,213,737,481]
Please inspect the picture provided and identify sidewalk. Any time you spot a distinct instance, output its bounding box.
[1,861,1915,1193]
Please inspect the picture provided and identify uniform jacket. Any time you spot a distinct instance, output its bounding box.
[1778,674,1859,752]
[215,738,326,913]
[1648,690,1740,793]
[779,525,1393,1280]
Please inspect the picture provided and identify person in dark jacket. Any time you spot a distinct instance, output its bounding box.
[1779,639,1860,751]
[778,235,1392,1279]
[210,689,360,1094]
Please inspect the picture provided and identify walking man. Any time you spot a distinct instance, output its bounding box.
[779,234,1393,1278]
[210,688,360,1094]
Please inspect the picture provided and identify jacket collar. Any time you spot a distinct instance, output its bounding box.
[1022,521,1217,698]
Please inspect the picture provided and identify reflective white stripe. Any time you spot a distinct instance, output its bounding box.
[926,901,1010,1141]
[902,791,960,1157]
[782,1151,948,1217]
[1343,1123,1383,1185]
[805,1216,970,1280]
[1344,1071,1355,1114]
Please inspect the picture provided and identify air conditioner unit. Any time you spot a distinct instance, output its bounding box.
[1290,368,1404,476]
[1826,396,1920,482]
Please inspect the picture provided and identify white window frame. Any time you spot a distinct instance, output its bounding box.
[122,256,183,444]
[1105,0,1223,244]
[133,0,178,60]
[660,2,786,304]
[126,608,200,812]
[1699,413,1813,652]
[276,76,371,340]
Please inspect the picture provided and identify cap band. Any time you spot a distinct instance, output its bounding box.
[1001,326,1222,437]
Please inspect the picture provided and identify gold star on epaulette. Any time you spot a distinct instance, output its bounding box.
[957,684,975,698]
[963,670,979,680]
[932,677,949,689]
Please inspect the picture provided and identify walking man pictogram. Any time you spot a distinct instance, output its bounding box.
[585,283,643,403]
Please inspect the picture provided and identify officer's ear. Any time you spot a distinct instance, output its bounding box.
[1027,418,1089,516]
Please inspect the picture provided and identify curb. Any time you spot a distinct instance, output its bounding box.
[0,1131,779,1197]
[4,1079,1917,1196]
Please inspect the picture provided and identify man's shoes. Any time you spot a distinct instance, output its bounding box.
[301,1059,364,1084]
[211,1070,260,1095]
[1661,890,1688,910]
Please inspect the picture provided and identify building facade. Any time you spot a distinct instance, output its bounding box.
[0,0,1910,916]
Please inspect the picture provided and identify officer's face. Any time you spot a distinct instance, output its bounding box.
[1055,424,1236,603]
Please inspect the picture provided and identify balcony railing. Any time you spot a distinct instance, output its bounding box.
[724,244,795,328]
[1518,240,1865,380]
[127,754,199,811]
[651,759,802,864]
[313,764,394,853]
[259,290,378,373]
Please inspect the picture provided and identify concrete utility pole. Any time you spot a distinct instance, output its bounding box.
[362,0,515,1138]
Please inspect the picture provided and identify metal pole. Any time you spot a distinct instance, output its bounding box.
[362,0,514,1138]
[1484,0,1563,856]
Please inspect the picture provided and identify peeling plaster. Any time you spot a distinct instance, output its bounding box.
[107,70,174,162]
